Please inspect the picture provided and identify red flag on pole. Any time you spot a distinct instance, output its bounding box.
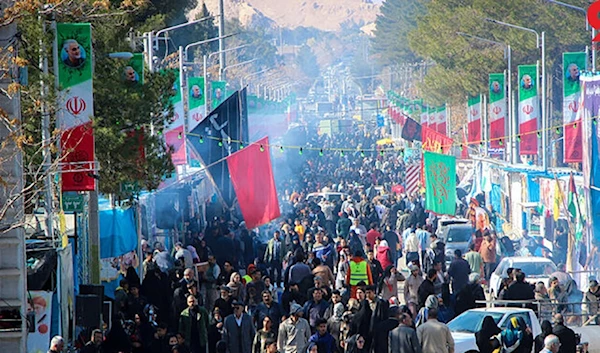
[226,136,280,229]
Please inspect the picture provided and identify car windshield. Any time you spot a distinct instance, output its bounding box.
[513,261,556,278]
[446,228,472,243]
[448,311,504,333]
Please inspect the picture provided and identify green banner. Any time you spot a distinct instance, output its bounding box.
[57,23,92,89]
[188,76,205,108]
[489,73,505,104]
[123,53,144,84]
[518,65,538,101]
[563,52,585,97]
[424,151,456,215]
[211,81,227,108]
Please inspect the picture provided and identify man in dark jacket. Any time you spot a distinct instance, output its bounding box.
[80,329,104,353]
[504,271,535,308]
[253,290,284,333]
[371,306,401,353]
[552,314,577,353]
[303,287,329,329]
[417,269,437,309]
[223,301,255,353]
[308,319,337,353]
[388,312,422,353]
[448,249,471,293]
[178,295,209,353]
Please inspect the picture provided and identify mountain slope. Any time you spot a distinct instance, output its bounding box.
[193,0,381,31]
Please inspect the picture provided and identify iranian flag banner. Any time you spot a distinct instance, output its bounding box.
[518,64,539,155]
[424,151,456,215]
[563,52,586,163]
[187,76,205,132]
[467,95,482,145]
[56,23,95,191]
[420,105,429,129]
[427,106,437,132]
[164,75,186,165]
[436,105,447,136]
[489,73,506,150]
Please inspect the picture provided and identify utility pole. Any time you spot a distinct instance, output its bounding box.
[0,2,27,350]
[218,0,226,80]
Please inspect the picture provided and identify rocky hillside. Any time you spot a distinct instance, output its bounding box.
[191,0,381,32]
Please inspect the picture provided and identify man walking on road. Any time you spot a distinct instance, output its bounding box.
[417,309,454,353]
[265,231,287,287]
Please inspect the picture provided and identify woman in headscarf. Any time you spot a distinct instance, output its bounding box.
[415,295,439,327]
[208,307,224,353]
[348,298,372,341]
[500,316,533,353]
[305,342,318,353]
[376,240,393,270]
[378,265,405,301]
[327,302,345,353]
[227,272,246,302]
[252,315,275,353]
[534,320,553,353]
[475,316,501,353]
[344,334,366,353]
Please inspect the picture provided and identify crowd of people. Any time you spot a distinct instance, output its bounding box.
[61,127,594,353]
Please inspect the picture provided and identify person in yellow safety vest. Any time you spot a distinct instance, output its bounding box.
[345,250,373,298]
[242,264,256,284]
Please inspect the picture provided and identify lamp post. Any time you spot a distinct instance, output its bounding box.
[545,0,594,70]
[486,18,547,170]
[457,32,514,163]
[144,15,219,72]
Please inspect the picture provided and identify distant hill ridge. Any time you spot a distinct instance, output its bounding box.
[192,0,381,31]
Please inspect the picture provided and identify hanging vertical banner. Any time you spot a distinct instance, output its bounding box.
[563,52,586,163]
[436,105,447,136]
[518,64,539,155]
[123,53,144,84]
[581,74,600,246]
[489,73,507,150]
[420,105,428,129]
[467,95,482,145]
[427,106,437,132]
[422,126,453,154]
[26,291,53,353]
[424,151,456,215]
[187,76,205,132]
[211,80,227,108]
[163,76,186,166]
[56,23,95,192]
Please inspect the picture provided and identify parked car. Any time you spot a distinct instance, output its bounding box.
[440,223,474,268]
[489,256,557,299]
[448,307,542,353]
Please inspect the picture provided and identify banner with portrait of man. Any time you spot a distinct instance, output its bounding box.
[489,73,506,151]
[211,80,227,109]
[518,64,540,155]
[123,53,144,84]
[563,52,586,163]
[187,76,205,132]
[56,23,95,191]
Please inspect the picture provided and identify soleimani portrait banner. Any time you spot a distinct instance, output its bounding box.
[563,52,586,163]
[424,151,456,215]
[56,23,95,191]
[489,73,506,150]
[187,76,205,132]
[518,64,539,155]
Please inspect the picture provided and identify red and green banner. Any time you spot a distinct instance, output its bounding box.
[518,64,539,155]
[489,73,506,150]
[424,151,456,215]
[467,95,482,145]
[563,52,586,163]
[436,105,447,136]
[56,23,95,191]
[164,76,186,165]
[420,105,429,129]
[422,126,453,154]
[187,76,205,132]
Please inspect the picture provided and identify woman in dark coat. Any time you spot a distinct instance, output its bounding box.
[534,320,553,353]
[475,316,501,353]
[344,334,366,353]
[348,300,371,342]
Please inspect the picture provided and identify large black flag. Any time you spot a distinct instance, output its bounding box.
[401,117,422,142]
[188,88,248,205]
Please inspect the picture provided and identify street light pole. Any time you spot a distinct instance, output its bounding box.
[546,0,594,70]
[218,0,226,80]
[486,18,546,170]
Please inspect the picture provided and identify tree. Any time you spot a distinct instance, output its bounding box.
[370,0,425,65]
[296,44,320,79]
